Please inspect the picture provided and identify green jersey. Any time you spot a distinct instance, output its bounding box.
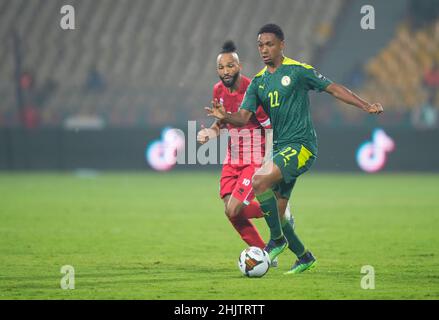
[240,57,332,155]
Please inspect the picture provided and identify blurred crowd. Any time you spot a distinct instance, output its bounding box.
[334,0,439,128]
[0,0,438,129]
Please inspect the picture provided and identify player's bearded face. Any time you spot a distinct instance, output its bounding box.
[220,71,240,88]
[217,53,241,88]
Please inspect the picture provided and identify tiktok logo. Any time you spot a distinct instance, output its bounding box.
[356,129,395,173]
[146,128,185,171]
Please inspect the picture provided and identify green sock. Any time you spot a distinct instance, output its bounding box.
[281,217,306,258]
[256,189,283,240]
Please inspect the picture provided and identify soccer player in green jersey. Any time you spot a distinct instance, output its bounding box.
[206,24,383,274]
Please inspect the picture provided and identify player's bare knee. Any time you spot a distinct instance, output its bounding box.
[226,203,241,219]
[223,202,234,219]
[222,197,230,215]
[252,175,268,194]
[224,206,230,218]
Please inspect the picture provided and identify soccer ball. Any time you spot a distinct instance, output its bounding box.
[238,246,270,278]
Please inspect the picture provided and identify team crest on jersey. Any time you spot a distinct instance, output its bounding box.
[281,76,291,86]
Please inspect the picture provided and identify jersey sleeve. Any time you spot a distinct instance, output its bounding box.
[239,78,259,113]
[300,67,333,92]
[255,106,271,129]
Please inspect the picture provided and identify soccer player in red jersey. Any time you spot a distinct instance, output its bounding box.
[198,41,289,256]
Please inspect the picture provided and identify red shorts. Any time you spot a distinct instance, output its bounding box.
[219,164,260,204]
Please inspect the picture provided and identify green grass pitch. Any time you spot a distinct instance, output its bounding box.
[0,172,438,300]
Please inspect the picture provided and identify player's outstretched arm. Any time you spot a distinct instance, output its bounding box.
[205,98,253,127]
[325,83,383,115]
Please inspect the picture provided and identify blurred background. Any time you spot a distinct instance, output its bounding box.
[0,0,438,171]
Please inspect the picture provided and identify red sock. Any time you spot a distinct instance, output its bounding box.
[229,215,265,249]
[240,201,264,219]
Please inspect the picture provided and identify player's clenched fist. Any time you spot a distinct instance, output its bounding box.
[365,103,383,115]
[205,99,227,120]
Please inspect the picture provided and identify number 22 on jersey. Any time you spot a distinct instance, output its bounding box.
[268,90,280,108]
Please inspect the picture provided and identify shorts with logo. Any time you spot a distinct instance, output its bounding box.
[272,143,316,199]
[220,164,260,204]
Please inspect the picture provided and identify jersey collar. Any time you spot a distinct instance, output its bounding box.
[257,57,290,77]
[256,57,314,77]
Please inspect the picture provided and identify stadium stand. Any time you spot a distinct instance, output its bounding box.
[0,0,344,128]
[358,20,439,112]
[334,0,439,127]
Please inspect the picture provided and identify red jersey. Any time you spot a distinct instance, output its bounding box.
[213,76,271,166]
